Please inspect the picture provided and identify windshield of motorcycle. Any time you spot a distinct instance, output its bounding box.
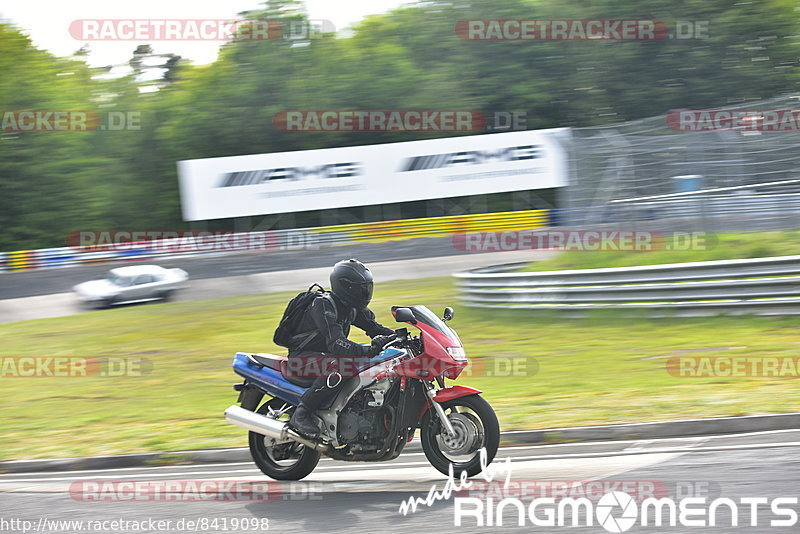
[408,305,460,344]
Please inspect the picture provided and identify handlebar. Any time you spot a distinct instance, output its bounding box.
[383,338,403,350]
[383,327,418,352]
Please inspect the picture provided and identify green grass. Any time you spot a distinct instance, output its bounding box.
[1,276,799,460]
[518,230,800,272]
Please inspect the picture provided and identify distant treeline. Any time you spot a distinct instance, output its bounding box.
[0,0,797,250]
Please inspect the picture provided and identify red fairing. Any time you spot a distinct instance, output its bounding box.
[433,385,482,402]
[391,307,468,379]
[417,385,483,421]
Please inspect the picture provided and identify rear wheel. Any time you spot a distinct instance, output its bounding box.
[248,398,321,481]
[421,394,499,478]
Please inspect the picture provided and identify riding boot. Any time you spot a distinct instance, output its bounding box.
[288,378,328,437]
[288,405,321,437]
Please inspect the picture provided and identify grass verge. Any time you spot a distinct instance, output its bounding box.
[517,230,800,271]
[0,276,799,460]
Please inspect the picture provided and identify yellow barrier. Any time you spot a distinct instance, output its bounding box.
[4,210,550,271]
[7,250,34,271]
[310,209,549,243]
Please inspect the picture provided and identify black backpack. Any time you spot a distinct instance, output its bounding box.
[273,283,329,350]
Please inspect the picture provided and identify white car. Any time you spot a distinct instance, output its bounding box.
[73,265,189,308]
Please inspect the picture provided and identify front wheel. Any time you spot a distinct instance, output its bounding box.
[421,394,500,478]
[249,398,321,481]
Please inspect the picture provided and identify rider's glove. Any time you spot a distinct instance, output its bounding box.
[370,334,396,354]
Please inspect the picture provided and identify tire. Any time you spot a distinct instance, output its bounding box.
[421,394,500,478]
[158,290,173,302]
[248,398,321,481]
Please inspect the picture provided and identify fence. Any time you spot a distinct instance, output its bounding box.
[551,192,800,232]
[454,255,800,316]
[0,209,549,273]
[562,94,800,232]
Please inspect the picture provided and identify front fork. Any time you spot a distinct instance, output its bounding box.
[424,381,456,437]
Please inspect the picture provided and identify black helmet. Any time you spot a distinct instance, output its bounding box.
[330,259,374,308]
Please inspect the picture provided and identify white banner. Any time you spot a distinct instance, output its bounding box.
[177,128,570,221]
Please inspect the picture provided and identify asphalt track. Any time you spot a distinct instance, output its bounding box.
[1,429,798,534]
[0,241,551,324]
[0,236,506,300]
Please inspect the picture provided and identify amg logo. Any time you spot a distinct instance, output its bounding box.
[218,162,361,187]
[399,145,540,172]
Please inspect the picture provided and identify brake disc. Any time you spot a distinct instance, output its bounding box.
[436,412,482,456]
[460,412,485,451]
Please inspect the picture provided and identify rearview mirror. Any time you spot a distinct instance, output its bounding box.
[442,307,454,322]
[394,307,417,324]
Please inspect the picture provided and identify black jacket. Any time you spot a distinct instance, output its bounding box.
[288,293,394,357]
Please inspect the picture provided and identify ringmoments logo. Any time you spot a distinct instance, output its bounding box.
[453,491,799,529]
[596,492,638,532]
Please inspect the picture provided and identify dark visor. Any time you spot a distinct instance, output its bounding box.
[344,279,373,302]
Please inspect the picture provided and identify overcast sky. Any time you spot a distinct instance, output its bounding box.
[0,0,409,67]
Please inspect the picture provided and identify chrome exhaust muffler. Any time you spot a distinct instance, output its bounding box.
[224,405,327,452]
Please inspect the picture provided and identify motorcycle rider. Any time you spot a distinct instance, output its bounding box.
[287,259,395,437]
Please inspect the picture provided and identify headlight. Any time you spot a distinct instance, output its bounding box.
[446,346,467,361]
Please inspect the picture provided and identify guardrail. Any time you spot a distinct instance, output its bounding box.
[554,193,800,230]
[0,209,549,273]
[454,255,800,316]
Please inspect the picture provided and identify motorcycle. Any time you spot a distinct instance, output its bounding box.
[224,304,499,480]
